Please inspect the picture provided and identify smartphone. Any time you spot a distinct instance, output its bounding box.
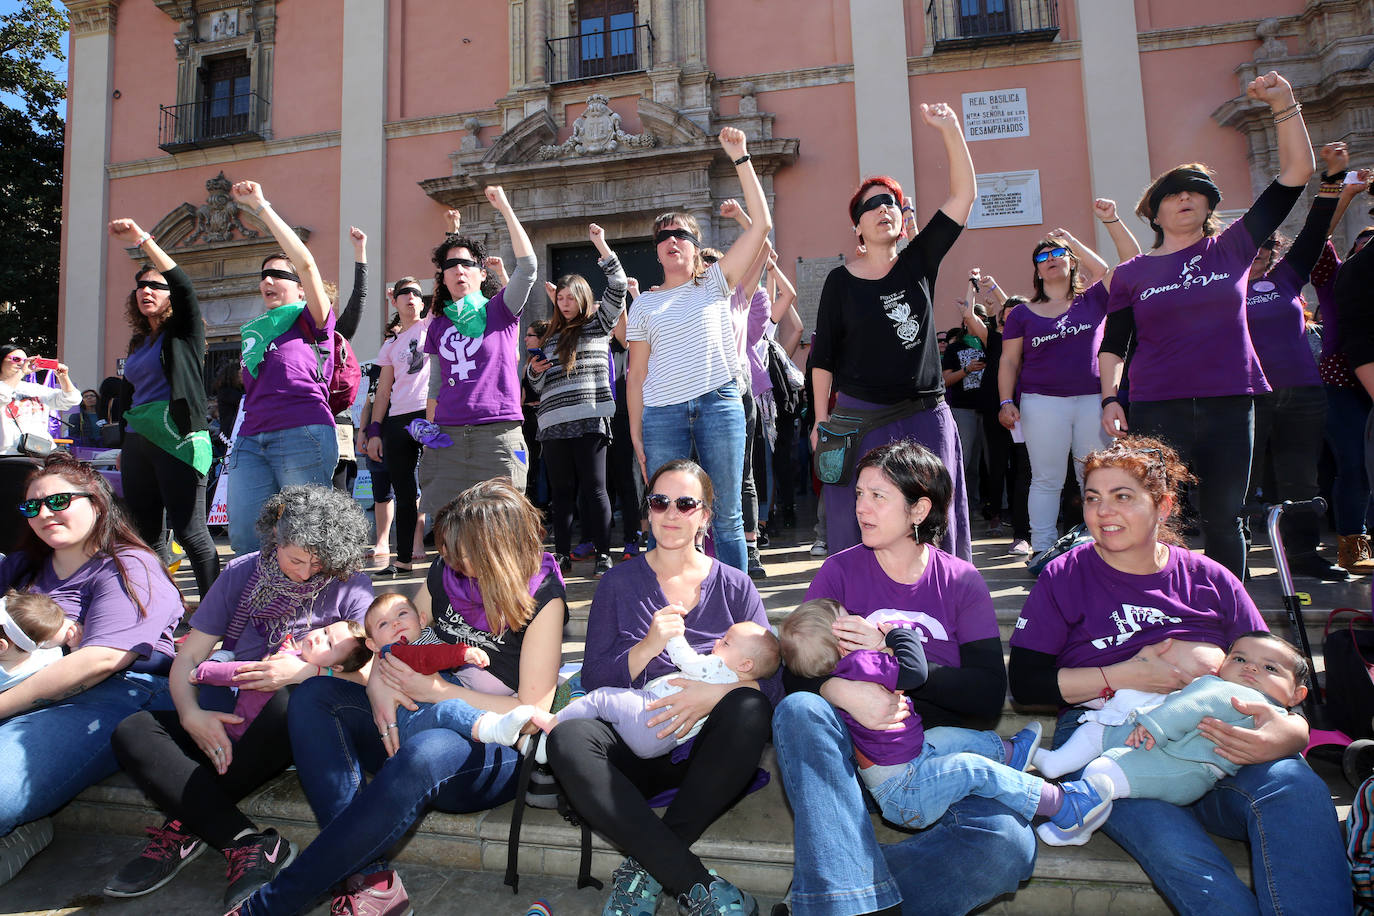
[31,358,58,371]
[526,348,545,360]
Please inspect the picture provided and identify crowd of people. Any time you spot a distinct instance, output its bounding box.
[0,69,1369,916]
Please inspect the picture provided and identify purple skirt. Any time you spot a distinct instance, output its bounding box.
[821,393,971,561]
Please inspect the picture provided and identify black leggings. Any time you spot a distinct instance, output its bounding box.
[120,432,220,598]
[382,410,425,564]
[110,688,293,850]
[609,377,643,541]
[543,433,610,556]
[546,687,773,896]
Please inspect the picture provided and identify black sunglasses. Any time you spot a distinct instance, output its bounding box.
[647,494,705,514]
[19,492,93,518]
[135,280,170,292]
[442,257,481,271]
[1033,247,1071,264]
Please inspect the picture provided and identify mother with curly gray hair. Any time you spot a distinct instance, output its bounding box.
[106,485,374,909]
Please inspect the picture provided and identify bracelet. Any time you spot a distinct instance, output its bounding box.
[251,200,272,216]
[365,422,382,439]
[732,154,751,166]
[1098,666,1115,700]
[1101,395,1120,410]
[999,399,1014,408]
[134,231,153,247]
[1274,104,1303,125]
[1100,218,1120,225]
[1272,101,1300,118]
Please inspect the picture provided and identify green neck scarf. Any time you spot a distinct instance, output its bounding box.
[123,400,212,475]
[962,334,982,351]
[442,292,490,339]
[240,302,308,378]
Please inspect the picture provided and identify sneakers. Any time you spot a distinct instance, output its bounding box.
[1006,721,1042,772]
[604,856,662,916]
[104,819,207,897]
[747,545,767,580]
[571,541,595,561]
[809,540,828,557]
[595,553,614,578]
[1288,551,1351,582]
[1036,774,1114,846]
[330,870,412,916]
[678,873,759,916]
[623,531,642,559]
[1010,539,1032,556]
[0,816,53,887]
[556,554,573,577]
[223,828,298,908]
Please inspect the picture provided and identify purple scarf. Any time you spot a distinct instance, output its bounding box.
[441,552,562,633]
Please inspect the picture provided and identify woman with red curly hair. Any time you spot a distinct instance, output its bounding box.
[809,102,977,559]
[1009,436,1348,912]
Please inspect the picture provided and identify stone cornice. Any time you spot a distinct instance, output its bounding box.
[106,130,340,180]
[1137,17,1301,53]
[64,0,120,36]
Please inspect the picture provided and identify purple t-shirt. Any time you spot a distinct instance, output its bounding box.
[805,545,1000,670]
[189,552,373,662]
[1010,543,1265,669]
[240,307,337,436]
[124,333,171,407]
[1247,263,1321,389]
[581,555,782,707]
[424,288,522,426]
[730,285,771,395]
[1107,220,1271,400]
[834,649,925,766]
[0,549,181,660]
[1002,284,1108,397]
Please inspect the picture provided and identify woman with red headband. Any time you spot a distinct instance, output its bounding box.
[809,102,978,559]
[1097,71,1314,578]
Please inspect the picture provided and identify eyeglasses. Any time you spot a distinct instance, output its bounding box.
[442,257,481,271]
[1033,247,1071,264]
[647,494,705,514]
[19,492,93,518]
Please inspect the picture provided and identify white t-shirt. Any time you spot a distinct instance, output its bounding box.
[626,264,739,407]
[375,317,433,416]
[0,379,81,455]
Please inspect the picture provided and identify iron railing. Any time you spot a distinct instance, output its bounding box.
[546,23,653,84]
[928,0,1058,50]
[158,91,268,153]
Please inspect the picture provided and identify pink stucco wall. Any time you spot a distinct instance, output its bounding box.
[387,0,508,123]
[707,0,851,78]
[1134,0,1298,31]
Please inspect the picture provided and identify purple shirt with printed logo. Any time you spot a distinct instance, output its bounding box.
[1107,220,1270,401]
[424,287,523,427]
[805,544,1000,670]
[1246,263,1321,389]
[1002,283,1108,397]
[1010,543,1265,669]
[240,307,337,436]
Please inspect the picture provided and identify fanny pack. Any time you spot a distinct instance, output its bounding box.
[813,395,940,486]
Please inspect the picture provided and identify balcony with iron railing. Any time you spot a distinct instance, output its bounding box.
[546,22,653,84]
[158,91,269,153]
[928,1,1059,51]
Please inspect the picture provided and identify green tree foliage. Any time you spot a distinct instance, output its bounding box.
[0,0,66,356]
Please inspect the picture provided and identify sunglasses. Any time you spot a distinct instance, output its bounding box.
[5,355,25,363]
[647,494,705,514]
[395,287,423,299]
[261,268,301,283]
[442,257,481,271]
[654,228,701,248]
[19,492,93,518]
[1033,247,1071,264]
[135,280,170,292]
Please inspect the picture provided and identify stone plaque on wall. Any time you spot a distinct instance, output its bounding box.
[967,170,1043,229]
[961,88,1030,142]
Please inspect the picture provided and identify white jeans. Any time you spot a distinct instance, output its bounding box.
[1020,392,1107,552]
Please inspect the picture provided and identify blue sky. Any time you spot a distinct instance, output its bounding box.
[1,0,69,120]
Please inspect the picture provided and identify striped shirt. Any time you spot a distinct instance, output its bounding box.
[626,263,738,407]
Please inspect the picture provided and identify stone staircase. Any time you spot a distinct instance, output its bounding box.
[56,525,1367,914]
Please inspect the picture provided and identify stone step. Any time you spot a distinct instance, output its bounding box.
[65,737,1337,915]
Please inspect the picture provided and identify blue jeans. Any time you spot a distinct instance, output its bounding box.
[0,671,172,835]
[865,726,1040,829]
[641,381,747,572]
[773,693,1035,916]
[394,676,485,742]
[1327,385,1372,535]
[240,677,520,915]
[228,424,338,554]
[1051,710,1349,915]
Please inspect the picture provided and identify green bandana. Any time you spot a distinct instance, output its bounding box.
[442,292,490,339]
[123,400,212,475]
[962,334,983,350]
[241,302,307,378]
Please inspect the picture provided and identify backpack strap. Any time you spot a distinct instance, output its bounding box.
[1326,607,1371,639]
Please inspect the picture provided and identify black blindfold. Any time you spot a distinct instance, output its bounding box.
[654,228,701,248]
[261,268,301,284]
[1147,169,1221,218]
[851,192,897,225]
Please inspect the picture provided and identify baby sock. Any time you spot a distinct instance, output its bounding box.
[474,705,540,746]
[1035,782,1063,817]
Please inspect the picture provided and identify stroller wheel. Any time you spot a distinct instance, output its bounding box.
[1344,739,1374,789]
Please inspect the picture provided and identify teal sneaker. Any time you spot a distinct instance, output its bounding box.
[603,857,661,916]
[677,873,759,916]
